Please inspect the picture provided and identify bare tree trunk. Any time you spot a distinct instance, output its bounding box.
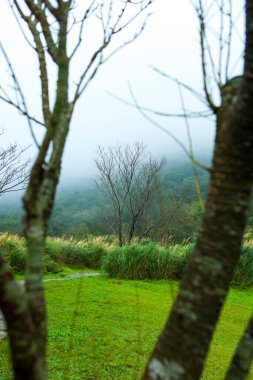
[21,7,70,374]
[143,1,253,379]
[118,212,124,246]
[128,214,138,244]
[0,252,41,379]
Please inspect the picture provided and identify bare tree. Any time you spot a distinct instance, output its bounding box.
[143,1,253,379]
[0,142,30,196]
[95,142,165,246]
[0,1,153,378]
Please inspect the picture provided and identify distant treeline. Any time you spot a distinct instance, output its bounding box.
[1,160,252,243]
[0,161,211,242]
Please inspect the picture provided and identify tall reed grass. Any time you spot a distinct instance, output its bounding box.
[102,243,194,280]
[232,244,253,286]
[0,233,252,286]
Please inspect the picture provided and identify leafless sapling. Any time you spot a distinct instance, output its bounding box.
[95,142,165,245]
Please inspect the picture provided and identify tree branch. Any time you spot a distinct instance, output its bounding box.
[24,0,59,62]
[127,82,210,172]
[0,249,37,376]
[0,43,41,147]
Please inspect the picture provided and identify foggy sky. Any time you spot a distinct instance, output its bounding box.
[0,0,244,186]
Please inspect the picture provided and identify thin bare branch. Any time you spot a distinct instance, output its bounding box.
[8,0,36,50]
[71,0,152,106]
[0,142,31,196]
[225,1,233,81]
[103,11,150,63]
[0,93,45,128]
[0,43,41,147]
[177,81,205,210]
[107,90,214,120]
[151,66,211,108]
[198,0,218,111]
[127,82,210,172]
[69,0,97,59]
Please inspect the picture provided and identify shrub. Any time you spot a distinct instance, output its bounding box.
[103,243,161,280]
[166,244,193,279]
[45,238,107,269]
[0,234,26,271]
[43,255,62,273]
[45,239,62,260]
[80,244,107,268]
[233,245,253,287]
[103,242,194,280]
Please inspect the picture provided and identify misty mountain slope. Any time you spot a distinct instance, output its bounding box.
[0,161,211,240]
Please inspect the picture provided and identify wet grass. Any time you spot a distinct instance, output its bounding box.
[0,276,252,379]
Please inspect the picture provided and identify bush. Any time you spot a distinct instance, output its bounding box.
[104,243,161,280]
[43,255,62,273]
[165,244,193,280]
[0,234,26,271]
[103,242,195,280]
[233,245,253,287]
[45,239,62,260]
[45,238,107,269]
[80,244,107,268]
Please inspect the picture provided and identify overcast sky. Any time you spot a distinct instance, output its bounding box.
[0,0,244,186]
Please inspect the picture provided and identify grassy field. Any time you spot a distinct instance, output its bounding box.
[0,276,252,379]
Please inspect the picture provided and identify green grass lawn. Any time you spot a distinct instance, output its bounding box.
[0,276,252,379]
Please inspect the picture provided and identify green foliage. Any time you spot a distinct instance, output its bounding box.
[103,242,194,280]
[0,234,26,271]
[43,255,62,274]
[158,244,193,279]
[45,237,108,269]
[103,243,159,279]
[79,244,107,268]
[1,233,253,286]
[233,244,253,287]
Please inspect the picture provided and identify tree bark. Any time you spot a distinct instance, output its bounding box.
[143,1,253,379]
[0,252,42,380]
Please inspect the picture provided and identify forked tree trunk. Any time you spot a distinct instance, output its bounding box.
[0,4,71,378]
[143,1,253,379]
[0,1,153,379]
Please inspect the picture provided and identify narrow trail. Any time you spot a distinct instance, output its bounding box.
[0,272,103,340]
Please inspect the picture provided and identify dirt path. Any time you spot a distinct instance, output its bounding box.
[0,272,103,340]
